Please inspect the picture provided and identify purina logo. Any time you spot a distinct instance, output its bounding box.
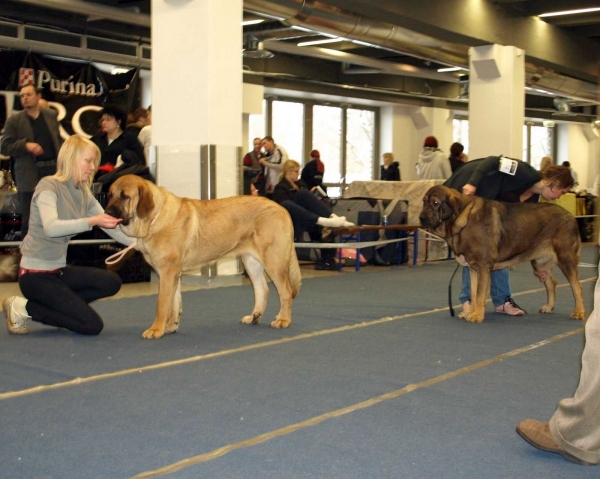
[18,67,35,87]
[19,67,101,97]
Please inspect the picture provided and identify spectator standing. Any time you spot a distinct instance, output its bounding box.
[301,149,326,190]
[260,136,288,197]
[562,161,579,187]
[516,256,600,465]
[1,84,63,237]
[3,135,135,336]
[448,142,468,173]
[137,105,154,178]
[243,137,264,195]
[380,152,400,181]
[416,136,452,180]
[539,155,553,173]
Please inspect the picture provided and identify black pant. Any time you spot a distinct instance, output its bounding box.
[19,266,122,335]
[280,189,332,239]
[280,189,334,260]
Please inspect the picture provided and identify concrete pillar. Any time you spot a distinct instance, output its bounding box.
[468,45,525,160]
[151,0,242,275]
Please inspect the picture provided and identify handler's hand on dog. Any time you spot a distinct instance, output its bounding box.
[534,270,548,282]
[89,213,123,229]
[462,184,477,196]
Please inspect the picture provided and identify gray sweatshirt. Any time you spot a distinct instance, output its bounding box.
[20,177,134,270]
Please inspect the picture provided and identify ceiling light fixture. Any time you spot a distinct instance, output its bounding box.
[539,7,600,17]
[242,19,265,26]
[437,67,462,72]
[297,38,343,47]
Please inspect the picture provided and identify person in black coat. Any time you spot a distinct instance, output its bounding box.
[301,149,325,190]
[448,142,467,173]
[380,152,400,181]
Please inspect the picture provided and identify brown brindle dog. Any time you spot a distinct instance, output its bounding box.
[105,175,301,339]
[419,185,585,323]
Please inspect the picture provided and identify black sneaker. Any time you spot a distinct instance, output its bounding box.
[315,258,337,271]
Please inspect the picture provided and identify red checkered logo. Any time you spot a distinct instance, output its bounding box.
[18,68,35,87]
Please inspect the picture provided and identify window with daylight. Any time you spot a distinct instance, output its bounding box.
[528,125,553,170]
[345,108,375,184]
[247,100,266,151]
[452,118,469,155]
[312,105,342,183]
[272,101,304,162]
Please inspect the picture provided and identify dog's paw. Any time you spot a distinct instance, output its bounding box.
[142,327,165,339]
[539,305,554,313]
[270,317,291,328]
[458,311,468,319]
[241,312,261,325]
[465,312,484,323]
[571,310,586,320]
[164,323,179,334]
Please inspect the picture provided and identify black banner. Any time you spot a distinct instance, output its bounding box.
[0,50,140,139]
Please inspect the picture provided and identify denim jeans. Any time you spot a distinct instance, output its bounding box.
[459,266,511,307]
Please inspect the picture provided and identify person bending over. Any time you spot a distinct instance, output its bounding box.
[444,157,574,316]
[3,135,135,336]
[273,160,354,270]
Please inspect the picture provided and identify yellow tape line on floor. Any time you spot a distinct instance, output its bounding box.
[0,278,595,402]
[130,327,583,478]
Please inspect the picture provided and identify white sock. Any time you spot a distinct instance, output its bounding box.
[13,296,31,318]
[317,216,355,228]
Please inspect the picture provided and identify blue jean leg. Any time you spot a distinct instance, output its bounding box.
[459,267,511,307]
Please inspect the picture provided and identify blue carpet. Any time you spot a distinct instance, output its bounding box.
[0,244,597,478]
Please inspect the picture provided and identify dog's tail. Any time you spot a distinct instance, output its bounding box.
[288,251,302,298]
[0,250,21,282]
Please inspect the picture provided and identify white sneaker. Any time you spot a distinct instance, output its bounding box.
[4,296,30,334]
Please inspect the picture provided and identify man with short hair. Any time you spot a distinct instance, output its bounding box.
[260,136,288,197]
[1,84,62,237]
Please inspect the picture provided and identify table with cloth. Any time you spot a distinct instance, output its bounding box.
[342,179,448,263]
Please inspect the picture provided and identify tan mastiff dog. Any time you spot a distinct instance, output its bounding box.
[105,175,301,338]
[419,185,585,323]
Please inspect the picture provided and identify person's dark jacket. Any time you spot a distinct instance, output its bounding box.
[444,156,542,202]
[380,161,400,181]
[91,130,145,167]
[272,178,308,204]
[301,159,324,190]
[448,156,465,173]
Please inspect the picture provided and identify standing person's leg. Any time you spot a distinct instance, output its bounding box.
[516,276,600,466]
[459,267,471,308]
[491,268,525,315]
[549,299,600,464]
[18,266,122,335]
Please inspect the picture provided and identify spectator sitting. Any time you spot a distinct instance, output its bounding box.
[301,149,326,190]
[380,152,400,181]
[448,142,468,173]
[124,107,148,138]
[273,160,354,270]
[137,105,154,177]
[416,136,452,180]
[91,105,145,177]
[243,137,264,195]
